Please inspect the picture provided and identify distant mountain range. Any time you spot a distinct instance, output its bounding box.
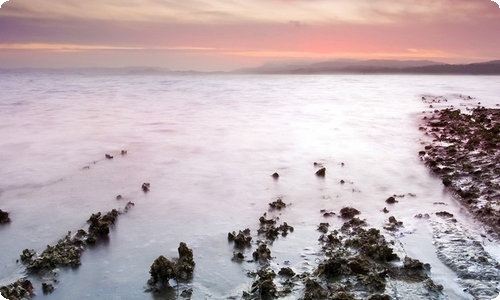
[235,59,500,75]
[2,60,500,75]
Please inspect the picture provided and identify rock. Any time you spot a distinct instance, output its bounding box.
[147,255,177,288]
[177,242,195,279]
[116,195,123,200]
[339,206,360,219]
[180,288,193,298]
[20,249,35,263]
[0,279,34,300]
[384,216,403,231]
[278,267,295,277]
[26,231,84,271]
[382,207,389,213]
[232,251,245,262]
[340,179,345,184]
[317,222,330,233]
[105,154,113,159]
[228,230,252,248]
[385,196,398,204]
[121,150,127,155]
[268,197,286,210]
[253,243,272,262]
[250,268,277,299]
[436,211,454,218]
[42,283,54,293]
[87,210,119,243]
[315,167,326,177]
[0,209,11,224]
[271,172,279,179]
[142,182,150,192]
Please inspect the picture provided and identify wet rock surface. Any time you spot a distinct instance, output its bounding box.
[0,279,34,300]
[419,106,500,235]
[146,242,196,291]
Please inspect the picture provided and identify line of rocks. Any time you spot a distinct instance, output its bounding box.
[0,203,134,300]
[419,105,500,235]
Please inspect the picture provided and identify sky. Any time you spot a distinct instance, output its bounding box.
[0,0,499,71]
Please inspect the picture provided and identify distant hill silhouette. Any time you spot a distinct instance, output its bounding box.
[236,59,500,75]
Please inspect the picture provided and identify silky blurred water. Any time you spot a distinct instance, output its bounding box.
[1,73,500,299]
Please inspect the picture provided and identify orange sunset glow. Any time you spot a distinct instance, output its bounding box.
[0,0,499,71]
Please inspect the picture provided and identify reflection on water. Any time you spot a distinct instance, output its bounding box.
[1,73,500,299]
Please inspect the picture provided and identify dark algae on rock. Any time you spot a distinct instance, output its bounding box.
[419,106,500,234]
[147,242,196,293]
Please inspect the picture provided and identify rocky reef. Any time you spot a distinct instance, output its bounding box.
[419,105,500,235]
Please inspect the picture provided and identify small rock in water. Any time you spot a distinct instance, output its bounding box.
[385,196,398,204]
[116,195,123,200]
[315,167,326,177]
[42,283,54,293]
[121,150,127,155]
[0,209,11,224]
[271,172,279,179]
[105,154,113,159]
[142,182,150,192]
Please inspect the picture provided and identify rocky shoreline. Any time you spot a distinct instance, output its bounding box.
[418,100,500,236]
[2,106,500,299]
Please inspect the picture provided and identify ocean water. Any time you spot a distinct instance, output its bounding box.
[0,72,500,299]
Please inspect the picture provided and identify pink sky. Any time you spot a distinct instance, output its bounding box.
[0,0,499,71]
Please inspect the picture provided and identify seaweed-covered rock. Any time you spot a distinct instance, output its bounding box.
[317,222,330,233]
[258,215,294,242]
[0,209,11,224]
[278,267,295,277]
[228,229,252,248]
[147,255,177,288]
[20,249,35,263]
[87,209,119,243]
[341,218,367,232]
[384,216,403,231]
[0,279,34,300]
[303,278,328,299]
[177,242,195,279]
[250,268,277,299]
[147,242,196,290]
[26,231,84,272]
[253,243,272,262]
[339,207,360,219]
[269,198,286,210]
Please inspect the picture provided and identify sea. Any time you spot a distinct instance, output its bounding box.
[0,72,500,299]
